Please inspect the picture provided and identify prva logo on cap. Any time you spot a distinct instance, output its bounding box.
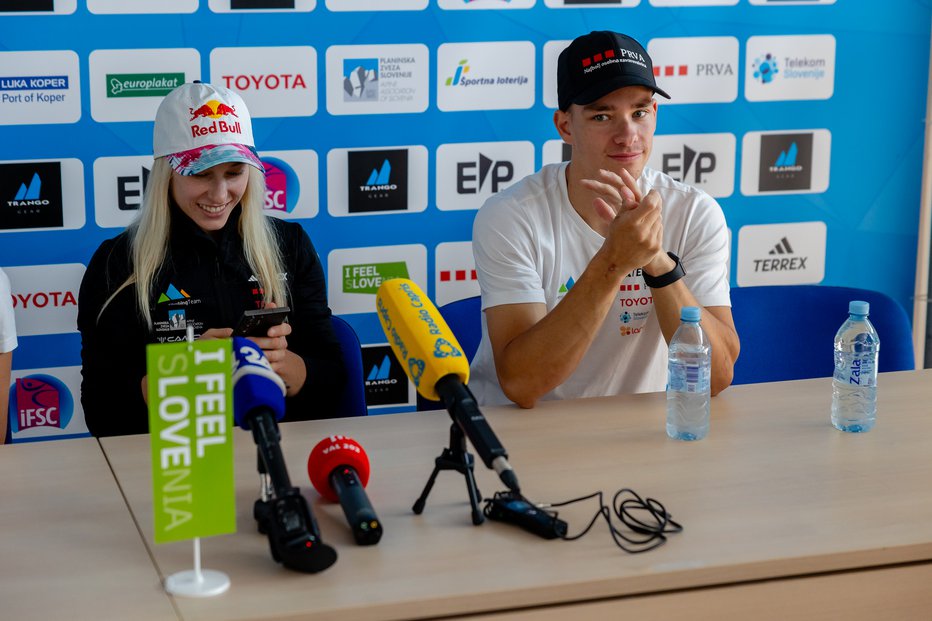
[188,99,243,138]
[12,375,74,432]
[343,262,410,294]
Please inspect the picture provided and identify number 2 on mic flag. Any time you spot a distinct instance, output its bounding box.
[147,339,236,544]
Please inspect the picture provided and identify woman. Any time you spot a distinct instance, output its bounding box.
[78,82,346,437]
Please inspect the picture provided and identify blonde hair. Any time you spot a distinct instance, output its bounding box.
[99,158,287,327]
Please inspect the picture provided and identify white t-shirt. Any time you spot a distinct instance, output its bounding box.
[470,163,730,406]
[0,269,17,354]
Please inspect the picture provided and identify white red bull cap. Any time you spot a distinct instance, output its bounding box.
[153,81,264,176]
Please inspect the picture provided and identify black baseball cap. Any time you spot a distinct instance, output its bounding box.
[557,31,670,111]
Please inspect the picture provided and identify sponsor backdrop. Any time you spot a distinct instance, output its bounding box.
[0,1,929,440]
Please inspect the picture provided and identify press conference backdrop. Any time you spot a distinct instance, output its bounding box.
[1,1,928,441]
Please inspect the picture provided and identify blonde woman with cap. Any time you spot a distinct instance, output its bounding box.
[0,268,16,443]
[78,82,346,437]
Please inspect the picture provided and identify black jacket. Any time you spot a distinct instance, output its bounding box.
[78,205,346,437]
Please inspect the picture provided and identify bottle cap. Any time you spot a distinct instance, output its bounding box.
[680,306,701,322]
[849,300,869,316]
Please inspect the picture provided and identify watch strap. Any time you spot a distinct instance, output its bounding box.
[642,252,686,289]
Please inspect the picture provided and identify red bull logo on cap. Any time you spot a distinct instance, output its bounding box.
[188,98,243,138]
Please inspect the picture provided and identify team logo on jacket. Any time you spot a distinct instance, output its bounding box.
[154,283,203,340]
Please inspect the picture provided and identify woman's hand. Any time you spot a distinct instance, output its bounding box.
[249,320,307,397]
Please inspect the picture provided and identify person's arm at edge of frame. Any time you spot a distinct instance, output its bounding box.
[0,350,10,444]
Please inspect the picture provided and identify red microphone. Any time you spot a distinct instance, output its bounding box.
[308,436,382,545]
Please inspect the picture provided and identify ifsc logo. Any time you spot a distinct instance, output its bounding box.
[10,374,74,433]
[261,156,301,215]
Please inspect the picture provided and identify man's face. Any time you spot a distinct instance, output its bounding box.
[554,85,658,182]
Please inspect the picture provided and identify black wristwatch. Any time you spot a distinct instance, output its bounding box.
[642,252,686,289]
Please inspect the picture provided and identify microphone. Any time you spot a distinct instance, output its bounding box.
[232,337,337,573]
[374,279,520,494]
[307,436,383,546]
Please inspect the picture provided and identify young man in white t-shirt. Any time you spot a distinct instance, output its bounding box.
[470,30,740,408]
[0,268,18,443]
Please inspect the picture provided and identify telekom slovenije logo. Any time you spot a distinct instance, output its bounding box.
[11,374,74,432]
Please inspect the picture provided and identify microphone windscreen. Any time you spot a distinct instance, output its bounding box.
[232,336,286,429]
[375,278,468,401]
[307,436,371,502]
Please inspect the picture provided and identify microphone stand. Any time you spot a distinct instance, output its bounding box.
[249,412,337,573]
[413,422,484,526]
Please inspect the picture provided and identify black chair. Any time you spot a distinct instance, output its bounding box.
[330,315,368,416]
[730,285,915,385]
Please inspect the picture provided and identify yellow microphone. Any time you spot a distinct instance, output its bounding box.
[375,277,467,401]
[375,279,519,493]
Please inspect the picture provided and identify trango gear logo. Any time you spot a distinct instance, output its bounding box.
[10,375,75,433]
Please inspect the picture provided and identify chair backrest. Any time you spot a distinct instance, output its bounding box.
[438,295,482,362]
[330,315,368,417]
[730,285,915,385]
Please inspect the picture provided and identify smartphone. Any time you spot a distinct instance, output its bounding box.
[233,306,291,337]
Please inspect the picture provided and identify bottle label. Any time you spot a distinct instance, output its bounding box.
[847,356,876,386]
[668,362,710,393]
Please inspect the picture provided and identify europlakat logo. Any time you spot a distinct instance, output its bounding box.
[106,73,184,98]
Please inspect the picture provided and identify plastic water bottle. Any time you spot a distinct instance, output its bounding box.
[666,306,712,441]
[831,300,880,433]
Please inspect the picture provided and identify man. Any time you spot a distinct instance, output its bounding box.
[469,30,739,408]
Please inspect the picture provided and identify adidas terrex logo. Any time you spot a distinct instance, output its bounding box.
[754,237,807,272]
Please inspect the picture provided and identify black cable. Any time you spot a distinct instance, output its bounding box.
[483,487,682,553]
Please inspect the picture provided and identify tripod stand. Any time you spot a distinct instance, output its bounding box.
[413,423,484,525]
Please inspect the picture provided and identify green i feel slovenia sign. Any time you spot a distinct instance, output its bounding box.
[147,339,236,544]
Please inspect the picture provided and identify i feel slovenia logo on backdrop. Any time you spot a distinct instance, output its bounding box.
[435,141,535,211]
[326,146,428,217]
[0,0,76,14]
[437,41,535,111]
[0,51,80,125]
[5,264,84,337]
[740,129,831,196]
[648,37,738,104]
[328,244,427,314]
[737,221,826,286]
[745,35,835,102]
[646,133,736,198]
[435,241,480,307]
[93,155,153,229]
[326,44,429,115]
[0,159,85,232]
[210,46,317,117]
[89,48,200,122]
